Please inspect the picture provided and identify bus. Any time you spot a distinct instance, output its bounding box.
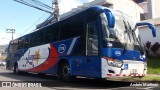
[6,6,156,81]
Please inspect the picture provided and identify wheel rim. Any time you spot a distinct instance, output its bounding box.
[63,66,70,77]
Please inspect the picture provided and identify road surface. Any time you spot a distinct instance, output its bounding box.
[0,66,159,90]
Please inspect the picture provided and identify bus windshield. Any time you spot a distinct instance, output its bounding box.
[101,10,142,52]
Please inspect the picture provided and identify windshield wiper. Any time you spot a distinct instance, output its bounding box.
[123,20,132,43]
[127,21,136,42]
[122,20,129,55]
[127,21,144,55]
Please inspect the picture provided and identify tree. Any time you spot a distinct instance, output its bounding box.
[151,42,160,53]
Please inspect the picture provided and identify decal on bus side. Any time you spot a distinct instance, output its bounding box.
[58,44,66,53]
[25,49,41,66]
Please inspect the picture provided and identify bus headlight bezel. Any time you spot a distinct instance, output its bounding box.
[104,57,123,68]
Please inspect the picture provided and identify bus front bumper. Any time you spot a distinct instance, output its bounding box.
[101,58,147,78]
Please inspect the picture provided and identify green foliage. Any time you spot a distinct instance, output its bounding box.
[150,42,160,53]
[147,58,160,74]
[145,41,160,58]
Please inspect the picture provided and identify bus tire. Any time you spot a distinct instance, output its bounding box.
[139,76,144,78]
[13,63,21,74]
[60,62,72,81]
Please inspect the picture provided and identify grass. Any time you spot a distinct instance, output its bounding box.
[133,58,160,82]
[147,58,160,74]
[141,75,160,82]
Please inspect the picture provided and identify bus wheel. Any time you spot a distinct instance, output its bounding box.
[60,62,71,81]
[139,76,144,78]
[13,63,20,74]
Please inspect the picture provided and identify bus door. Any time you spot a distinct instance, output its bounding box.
[85,21,101,78]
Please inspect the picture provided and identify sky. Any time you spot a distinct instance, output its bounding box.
[0,0,93,45]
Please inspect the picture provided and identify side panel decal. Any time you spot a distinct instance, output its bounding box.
[19,44,58,72]
[28,44,58,72]
[18,37,79,73]
[67,37,78,55]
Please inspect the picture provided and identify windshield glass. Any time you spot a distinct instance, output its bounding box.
[101,10,141,51]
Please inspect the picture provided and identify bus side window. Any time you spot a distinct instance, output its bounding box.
[87,21,99,56]
[44,24,59,43]
[17,38,24,50]
[71,15,86,55]
[60,15,85,41]
[8,43,14,52]
[9,40,18,52]
[60,20,71,40]
[30,30,45,47]
[24,35,30,49]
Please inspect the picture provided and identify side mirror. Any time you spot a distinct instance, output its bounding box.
[105,9,115,28]
[91,6,115,28]
[136,22,156,37]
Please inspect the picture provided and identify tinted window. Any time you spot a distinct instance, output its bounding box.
[30,30,45,47]
[60,19,71,40]
[9,39,18,52]
[17,38,24,50]
[86,9,98,22]
[23,35,30,48]
[60,14,85,40]
[45,23,59,43]
[71,14,86,55]
[71,15,85,37]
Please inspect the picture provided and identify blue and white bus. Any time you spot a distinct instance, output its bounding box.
[6,6,156,81]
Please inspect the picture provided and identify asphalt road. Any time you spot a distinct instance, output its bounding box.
[0,66,159,90]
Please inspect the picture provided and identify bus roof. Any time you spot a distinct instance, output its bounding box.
[34,5,108,31]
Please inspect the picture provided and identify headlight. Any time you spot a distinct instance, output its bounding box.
[103,57,123,68]
[140,54,146,59]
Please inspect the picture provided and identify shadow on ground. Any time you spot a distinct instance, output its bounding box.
[0,70,132,89]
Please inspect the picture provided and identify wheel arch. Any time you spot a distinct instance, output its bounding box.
[13,61,20,74]
[57,58,70,74]
[14,62,18,69]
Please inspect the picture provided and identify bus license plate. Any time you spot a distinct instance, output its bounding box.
[131,69,137,74]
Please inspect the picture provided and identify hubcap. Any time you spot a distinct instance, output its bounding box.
[63,66,70,76]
